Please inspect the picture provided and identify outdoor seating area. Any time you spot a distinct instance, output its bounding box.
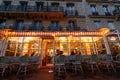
[0,54,120,80]
[53,53,120,74]
[0,56,40,77]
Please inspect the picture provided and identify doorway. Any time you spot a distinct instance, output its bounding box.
[42,37,54,66]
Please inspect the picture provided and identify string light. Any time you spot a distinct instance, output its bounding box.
[0,28,110,37]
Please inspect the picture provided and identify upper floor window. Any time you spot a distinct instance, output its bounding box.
[66,3,75,16]
[36,2,44,12]
[34,21,43,31]
[51,2,59,11]
[113,5,120,15]
[16,20,24,30]
[67,21,75,31]
[50,21,60,31]
[115,5,120,10]
[3,1,11,11]
[0,20,6,29]
[94,21,101,29]
[18,1,28,11]
[90,5,98,15]
[103,5,111,16]
[108,22,115,30]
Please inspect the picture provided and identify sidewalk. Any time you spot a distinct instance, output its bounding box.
[1,68,120,80]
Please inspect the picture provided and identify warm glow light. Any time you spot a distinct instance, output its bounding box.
[0,28,110,37]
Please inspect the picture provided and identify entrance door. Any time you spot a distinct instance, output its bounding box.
[42,38,54,66]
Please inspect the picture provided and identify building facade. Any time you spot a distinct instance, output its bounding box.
[0,0,120,66]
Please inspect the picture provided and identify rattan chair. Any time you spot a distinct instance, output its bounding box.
[0,56,9,76]
[55,55,66,74]
[101,54,116,72]
[87,54,100,73]
[72,54,83,73]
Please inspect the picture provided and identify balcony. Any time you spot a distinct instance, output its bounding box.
[89,12,114,18]
[0,5,65,20]
[113,9,120,21]
[1,25,84,32]
[86,0,120,3]
[0,5,64,12]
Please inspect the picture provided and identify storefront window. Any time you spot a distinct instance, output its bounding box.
[107,35,120,59]
[5,37,40,56]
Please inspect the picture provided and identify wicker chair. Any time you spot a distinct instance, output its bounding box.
[72,54,83,73]
[55,54,66,74]
[0,56,9,76]
[87,54,100,73]
[101,54,116,72]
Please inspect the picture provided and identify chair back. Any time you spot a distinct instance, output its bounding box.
[81,55,90,62]
[98,54,104,61]
[20,56,29,63]
[103,54,113,61]
[75,54,82,62]
[29,56,40,63]
[56,55,65,64]
[0,56,9,63]
[116,54,120,61]
[90,54,98,62]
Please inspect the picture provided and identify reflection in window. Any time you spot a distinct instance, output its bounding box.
[94,21,101,29]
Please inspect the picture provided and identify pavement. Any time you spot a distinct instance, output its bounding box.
[0,68,120,80]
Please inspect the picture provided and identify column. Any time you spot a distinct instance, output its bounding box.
[103,37,111,54]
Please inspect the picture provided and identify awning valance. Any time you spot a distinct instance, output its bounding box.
[0,28,110,37]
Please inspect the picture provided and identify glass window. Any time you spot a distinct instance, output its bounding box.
[90,5,97,13]
[51,2,59,11]
[19,1,27,11]
[16,21,24,30]
[5,37,40,56]
[67,21,75,31]
[103,5,109,13]
[0,20,6,29]
[107,35,120,59]
[50,21,60,31]
[3,1,11,11]
[115,5,120,10]
[34,21,43,31]
[108,22,115,30]
[94,21,101,29]
[66,3,75,16]
[36,2,43,12]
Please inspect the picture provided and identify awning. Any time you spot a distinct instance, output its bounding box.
[0,28,110,37]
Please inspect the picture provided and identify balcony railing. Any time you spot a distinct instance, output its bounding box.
[0,25,83,32]
[0,5,64,12]
[86,0,120,3]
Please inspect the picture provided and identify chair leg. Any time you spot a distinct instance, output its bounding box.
[91,64,94,73]
[111,64,116,72]
[17,66,21,75]
[106,64,110,72]
[25,66,27,75]
[96,64,101,72]
[2,68,6,77]
[64,66,66,73]
[80,65,83,73]
[74,65,77,73]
